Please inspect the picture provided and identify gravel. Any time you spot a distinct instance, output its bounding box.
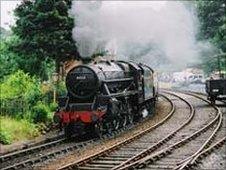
[37,97,172,170]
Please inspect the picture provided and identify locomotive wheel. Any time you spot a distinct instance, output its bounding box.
[119,115,127,128]
[118,103,127,128]
[126,113,134,125]
[94,121,104,138]
[64,123,73,139]
[147,101,155,115]
[104,122,113,134]
[125,103,134,125]
[104,118,120,133]
[112,119,120,130]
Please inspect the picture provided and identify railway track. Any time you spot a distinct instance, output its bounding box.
[0,95,173,170]
[0,137,98,170]
[125,91,223,170]
[1,126,137,170]
[0,136,66,163]
[184,91,226,170]
[171,88,226,106]
[119,92,224,170]
[0,132,64,155]
[57,92,191,170]
[57,91,225,170]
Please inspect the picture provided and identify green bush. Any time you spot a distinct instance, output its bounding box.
[0,70,41,103]
[0,71,63,124]
[31,102,49,123]
[57,81,67,96]
[0,70,43,118]
[49,102,58,112]
[0,131,12,145]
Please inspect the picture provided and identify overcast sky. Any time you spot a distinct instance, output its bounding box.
[0,0,166,30]
[0,0,22,29]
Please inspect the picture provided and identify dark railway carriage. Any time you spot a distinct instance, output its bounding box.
[54,60,158,137]
[206,79,226,104]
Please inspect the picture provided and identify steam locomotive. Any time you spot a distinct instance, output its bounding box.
[54,60,158,138]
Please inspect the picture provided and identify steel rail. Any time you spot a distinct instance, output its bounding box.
[168,88,226,105]
[112,91,195,170]
[0,137,66,163]
[1,95,167,170]
[1,126,131,170]
[0,133,64,156]
[190,136,226,167]
[174,91,223,170]
[119,91,222,170]
[1,139,97,170]
[57,94,176,170]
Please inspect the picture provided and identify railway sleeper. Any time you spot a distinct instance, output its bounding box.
[104,155,131,159]
[145,164,175,169]
[137,163,147,169]
[91,160,123,165]
[119,148,144,152]
[80,163,115,168]
[78,166,107,170]
[98,157,128,161]
[154,160,180,165]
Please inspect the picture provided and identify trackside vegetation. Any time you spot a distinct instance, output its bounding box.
[0,116,39,145]
[0,70,64,144]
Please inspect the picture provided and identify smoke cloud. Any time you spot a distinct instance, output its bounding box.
[70,1,207,70]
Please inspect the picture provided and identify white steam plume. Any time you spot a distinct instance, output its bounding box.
[70,1,205,70]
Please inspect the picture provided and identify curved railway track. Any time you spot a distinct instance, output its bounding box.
[0,137,97,170]
[57,91,225,170]
[0,95,173,170]
[0,132,64,155]
[120,92,225,170]
[118,91,224,170]
[57,92,192,170]
[0,137,66,163]
[0,126,137,170]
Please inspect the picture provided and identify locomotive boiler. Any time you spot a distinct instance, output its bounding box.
[54,60,158,138]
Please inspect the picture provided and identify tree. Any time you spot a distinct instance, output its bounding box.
[0,37,19,80]
[12,0,79,74]
[0,27,11,38]
[195,0,226,75]
[196,0,226,52]
[0,36,52,80]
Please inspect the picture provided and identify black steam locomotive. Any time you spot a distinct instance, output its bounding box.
[54,60,158,137]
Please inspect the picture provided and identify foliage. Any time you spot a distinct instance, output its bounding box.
[202,53,226,75]
[0,36,54,80]
[0,70,41,103]
[0,131,12,145]
[49,102,58,112]
[0,27,11,39]
[56,81,67,96]
[0,37,19,80]
[196,0,226,52]
[12,0,79,72]
[0,71,60,123]
[31,101,50,123]
[0,116,39,144]
[195,0,226,74]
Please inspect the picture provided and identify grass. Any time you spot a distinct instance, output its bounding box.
[0,116,40,144]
